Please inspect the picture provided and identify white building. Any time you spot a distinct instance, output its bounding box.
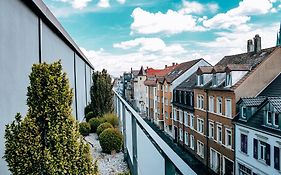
[133,66,147,114]
[235,94,281,175]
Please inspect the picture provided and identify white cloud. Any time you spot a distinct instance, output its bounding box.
[116,0,126,4]
[203,0,274,29]
[179,1,219,15]
[197,23,278,64]
[130,7,205,35]
[97,0,110,8]
[178,1,204,14]
[113,37,186,55]
[58,0,92,9]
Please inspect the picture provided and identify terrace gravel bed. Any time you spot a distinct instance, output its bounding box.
[85,133,129,175]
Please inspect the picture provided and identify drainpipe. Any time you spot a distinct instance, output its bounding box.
[205,89,209,168]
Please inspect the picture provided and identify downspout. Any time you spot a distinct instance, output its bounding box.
[205,89,209,168]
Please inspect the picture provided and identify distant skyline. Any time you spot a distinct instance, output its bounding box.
[43,0,281,76]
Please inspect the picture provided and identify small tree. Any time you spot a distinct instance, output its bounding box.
[4,61,95,175]
[90,69,113,117]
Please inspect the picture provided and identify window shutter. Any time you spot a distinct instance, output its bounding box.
[253,139,258,159]
[266,143,271,166]
[274,146,280,170]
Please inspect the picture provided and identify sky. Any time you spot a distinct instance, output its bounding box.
[43,0,281,77]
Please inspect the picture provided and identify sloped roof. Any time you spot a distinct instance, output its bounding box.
[216,47,277,67]
[138,66,146,76]
[268,97,281,113]
[238,96,266,107]
[259,73,281,97]
[197,66,213,74]
[175,73,197,91]
[225,64,252,72]
[165,59,202,83]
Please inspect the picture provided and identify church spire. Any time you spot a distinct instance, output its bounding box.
[277,22,281,46]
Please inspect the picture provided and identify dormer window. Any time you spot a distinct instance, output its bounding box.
[267,111,272,125]
[226,73,232,87]
[197,75,204,86]
[274,113,279,127]
[241,106,247,119]
[212,74,217,86]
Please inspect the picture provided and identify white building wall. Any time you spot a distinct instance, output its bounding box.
[235,124,281,175]
[134,75,146,113]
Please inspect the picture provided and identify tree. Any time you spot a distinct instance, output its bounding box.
[90,69,113,117]
[4,61,95,175]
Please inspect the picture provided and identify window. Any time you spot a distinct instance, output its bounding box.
[267,111,272,125]
[197,118,204,134]
[179,110,183,123]
[165,85,168,92]
[197,141,204,158]
[173,109,177,121]
[226,73,232,87]
[165,112,169,119]
[179,128,183,141]
[190,135,195,150]
[274,113,279,127]
[209,96,214,112]
[259,141,266,162]
[225,98,232,118]
[184,131,189,145]
[240,134,248,154]
[238,163,252,175]
[209,122,214,139]
[241,106,247,119]
[197,95,204,109]
[217,125,222,144]
[253,139,270,165]
[184,112,188,126]
[225,128,232,148]
[274,146,280,171]
[217,97,222,114]
[212,74,217,86]
[190,114,194,129]
[197,75,204,86]
[210,149,220,173]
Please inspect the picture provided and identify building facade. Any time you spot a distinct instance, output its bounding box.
[133,66,147,114]
[0,0,94,173]
[181,37,281,175]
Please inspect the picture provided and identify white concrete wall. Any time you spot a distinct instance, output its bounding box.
[134,75,146,113]
[235,124,281,175]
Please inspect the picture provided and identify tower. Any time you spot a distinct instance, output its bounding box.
[277,22,281,46]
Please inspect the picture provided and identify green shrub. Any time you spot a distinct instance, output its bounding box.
[89,118,102,133]
[84,104,93,116]
[99,128,123,153]
[97,122,113,136]
[85,111,95,122]
[103,113,119,127]
[79,122,91,136]
[4,61,94,174]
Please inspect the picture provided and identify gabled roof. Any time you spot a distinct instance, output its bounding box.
[225,64,252,72]
[216,47,277,67]
[268,97,281,113]
[258,73,281,97]
[197,66,213,75]
[165,59,202,83]
[238,96,266,107]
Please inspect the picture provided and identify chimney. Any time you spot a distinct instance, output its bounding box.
[254,34,261,53]
[172,62,175,66]
[165,65,167,68]
[247,39,254,52]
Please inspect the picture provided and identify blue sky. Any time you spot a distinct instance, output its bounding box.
[43,0,281,76]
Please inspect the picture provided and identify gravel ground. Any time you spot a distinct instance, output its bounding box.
[85,133,129,175]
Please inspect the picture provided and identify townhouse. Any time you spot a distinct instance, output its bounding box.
[133,66,147,114]
[172,73,197,150]
[235,73,281,175]
[155,59,210,135]
[185,36,281,175]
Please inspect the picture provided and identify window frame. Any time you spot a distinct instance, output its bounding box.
[209,96,214,112]
[209,122,214,139]
[197,140,204,158]
[197,118,204,134]
[217,125,222,144]
[217,97,222,114]
[190,135,195,150]
[225,128,232,148]
[225,98,232,118]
